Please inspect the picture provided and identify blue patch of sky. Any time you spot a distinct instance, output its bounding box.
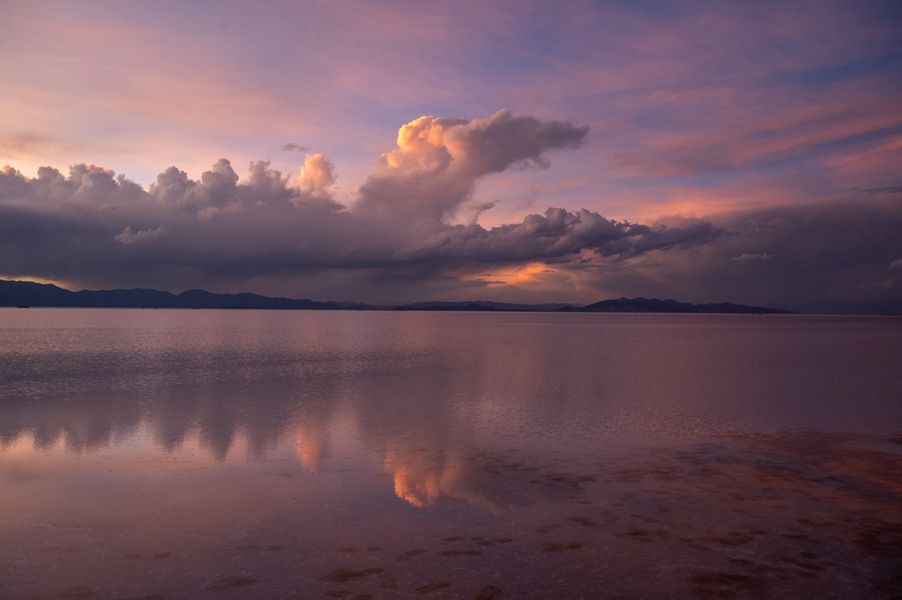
[778,51,902,88]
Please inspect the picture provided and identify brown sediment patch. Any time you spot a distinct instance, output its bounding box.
[534,523,560,534]
[62,587,95,600]
[569,516,598,527]
[778,556,826,574]
[319,568,384,583]
[236,544,258,551]
[680,537,711,551]
[545,473,583,488]
[474,584,503,599]
[855,519,902,559]
[337,547,361,553]
[705,531,755,546]
[781,531,812,541]
[541,542,583,552]
[366,546,381,552]
[493,537,513,543]
[205,575,257,591]
[440,536,464,542]
[125,552,145,559]
[728,558,755,568]
[264,544,283,551]
[326,590,372,600]
[437,549,482,556]
[378,573,400,590]
[396,548,427,561]
[747,528,768,536]
[689,570,765,598]
[151,552,170,559]
[621,527,669,542]
[416,580,452,594]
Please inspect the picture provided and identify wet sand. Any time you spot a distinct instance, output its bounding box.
[2,432,900,599]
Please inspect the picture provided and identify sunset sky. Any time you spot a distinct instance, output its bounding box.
[1,0,901,312]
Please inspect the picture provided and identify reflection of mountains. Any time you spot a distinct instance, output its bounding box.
[0,336,584,510]
[1,341,448,457]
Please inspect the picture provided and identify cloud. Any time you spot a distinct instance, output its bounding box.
[355,110,589,221]
[581,198,902,313]
[856,186,902,195]
[296,152,336,199]
[0,114,711,301]
[281,142,311,153]
[115,225,169,245]
[1,110,900,312]
[731,253,775,262]
[468,201,495,225]
[0,132,66,158]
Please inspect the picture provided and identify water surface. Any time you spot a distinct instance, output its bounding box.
[1,310,901,599]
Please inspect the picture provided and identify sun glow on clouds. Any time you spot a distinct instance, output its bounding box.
[467,263,552,287]
[0,274,68,287]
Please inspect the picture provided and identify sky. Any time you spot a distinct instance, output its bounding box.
[1,0,901,312]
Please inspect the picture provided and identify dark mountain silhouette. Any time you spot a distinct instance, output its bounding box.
[0,280,363,310]
[0,280,792,313]
[567,297,793,314]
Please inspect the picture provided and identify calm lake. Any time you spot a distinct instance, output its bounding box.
[1,309,901,599]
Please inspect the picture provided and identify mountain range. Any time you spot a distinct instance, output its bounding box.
[0,279,793,314]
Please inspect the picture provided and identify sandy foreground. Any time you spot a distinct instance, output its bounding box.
[2,431,901,599]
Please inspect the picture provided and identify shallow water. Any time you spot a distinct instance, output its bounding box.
[1,309,901,599]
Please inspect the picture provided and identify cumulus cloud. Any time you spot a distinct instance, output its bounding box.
[115,225,169,245]
[296,152,336,198]
[355,109,589,221]
[1,110,899,312]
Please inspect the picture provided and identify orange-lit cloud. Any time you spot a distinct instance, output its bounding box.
[465,262,552,287]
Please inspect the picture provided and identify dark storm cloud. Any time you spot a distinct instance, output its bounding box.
[1,109,899,312]
[587,197,902,313]
[0,166,711,282]
[404,209,718,266]
[0,111,717,294]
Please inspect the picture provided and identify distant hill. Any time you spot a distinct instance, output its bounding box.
[568,297,793,314]
[0,280,362,310]
[0,280,792,314]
